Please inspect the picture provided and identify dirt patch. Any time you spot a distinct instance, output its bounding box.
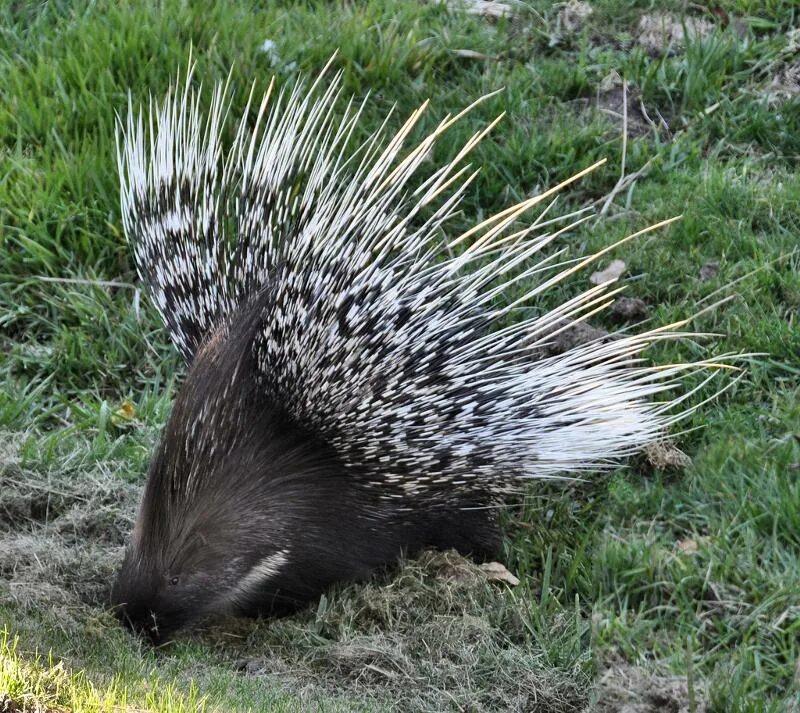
[556,1,593,35]
[0,434,138,617]
[698,261,719,282]
[610,297,648,323]
[588,664,706,712]
[571,73,670,139]
[595,86,654,138]
[541,321,611,356]
[636,13,715,57]
[764,60,800,105]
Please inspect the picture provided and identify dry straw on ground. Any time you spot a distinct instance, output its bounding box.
[2,430,703,711]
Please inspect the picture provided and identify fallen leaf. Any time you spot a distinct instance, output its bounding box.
[590,259,626,285]
[113,400,136,423]
[480,561,520,586]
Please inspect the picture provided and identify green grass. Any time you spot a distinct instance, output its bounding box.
[0,628,209,713]
[1,0,799,711]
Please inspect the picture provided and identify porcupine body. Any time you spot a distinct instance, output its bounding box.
[111,61,718,642]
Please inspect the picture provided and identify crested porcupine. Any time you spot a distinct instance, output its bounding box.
[111,59,726,643]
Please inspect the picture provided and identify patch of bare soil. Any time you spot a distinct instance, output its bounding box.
[636,13,715,57]
[540,321,611,356]
[588,664,706,713]
[698,261,719,282]
[556,1,593,35]
[571,73,671,140]
[0,434,138,622]
[610,297,648,324]
[595,85,662,138]
[765,60,800,105]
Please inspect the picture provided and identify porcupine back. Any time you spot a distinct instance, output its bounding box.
[117,58,720,506]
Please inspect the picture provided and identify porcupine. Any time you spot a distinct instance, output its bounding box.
[111,59,721,642]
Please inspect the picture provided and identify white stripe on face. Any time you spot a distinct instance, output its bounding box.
[230,549,290,601]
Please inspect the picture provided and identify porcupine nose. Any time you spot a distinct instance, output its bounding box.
[112,599,163,643]
[111,576,165,643]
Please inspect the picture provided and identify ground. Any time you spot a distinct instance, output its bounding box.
[1,0,799,711]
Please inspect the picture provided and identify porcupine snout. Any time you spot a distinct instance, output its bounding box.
[111,547,238,644]
[111,568,169,643]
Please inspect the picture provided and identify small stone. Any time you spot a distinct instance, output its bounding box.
[451,49,498,61]
[445,0,516,19]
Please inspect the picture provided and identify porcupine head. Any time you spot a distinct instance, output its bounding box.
[111,61,722,642]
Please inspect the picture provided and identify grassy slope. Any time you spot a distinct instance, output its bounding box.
[1,0,798,711]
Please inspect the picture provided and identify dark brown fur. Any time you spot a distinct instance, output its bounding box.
[111,292,501,642]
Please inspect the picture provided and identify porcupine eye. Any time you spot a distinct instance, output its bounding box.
[169,576,179,586]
